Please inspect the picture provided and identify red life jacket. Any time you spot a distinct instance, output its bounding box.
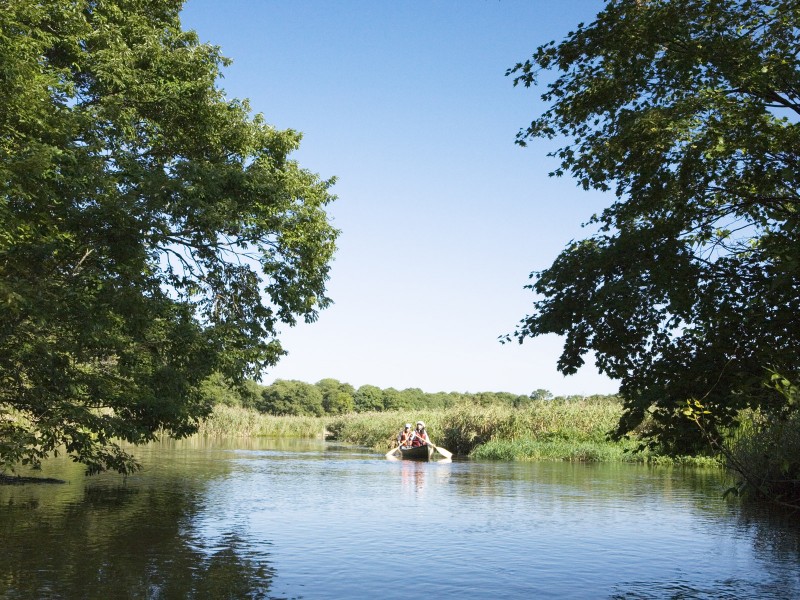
[410,429,428,447]
[398,429,411,445]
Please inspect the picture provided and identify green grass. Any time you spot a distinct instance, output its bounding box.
[470,437,720,466]
[197,405,326,438]
[470,438,632,462]
[436,399,623,454]
[197,400,721,467]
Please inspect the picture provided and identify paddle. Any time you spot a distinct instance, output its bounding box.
[385,445,402,458]
[427,442,453,460]
[409,428,453,460]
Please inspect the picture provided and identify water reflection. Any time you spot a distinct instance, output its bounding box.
[1,439,799,599]
[0,451,274,599]
[399,460,427,492]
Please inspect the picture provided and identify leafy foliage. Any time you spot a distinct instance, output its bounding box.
[258,380,324,417]
[247,377,590,416]
[686,372,800,507]
[316,378,355,415]
[353,384,384,412]
[508,0,800,451]
[0,0,338,473]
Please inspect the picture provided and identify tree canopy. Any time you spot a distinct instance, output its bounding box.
[258,380,324,417]
[508,0,800,451]
[0,0,338,473]
[241,378,539,416]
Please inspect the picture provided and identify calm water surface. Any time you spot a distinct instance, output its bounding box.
[1,437,799,599]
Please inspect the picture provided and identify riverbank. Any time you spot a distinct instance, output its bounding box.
[0,474,65,485]
[198,400,719,467]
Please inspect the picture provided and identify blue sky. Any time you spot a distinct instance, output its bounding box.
[180,0,618,396]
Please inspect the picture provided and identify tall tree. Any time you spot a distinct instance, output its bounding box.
[0,0,338,473]
[353,384,384,412]
[315,378,355,415]
[508,0,800,451]
[259,380,324,417]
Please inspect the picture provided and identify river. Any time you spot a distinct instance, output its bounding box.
[1,437,799,599]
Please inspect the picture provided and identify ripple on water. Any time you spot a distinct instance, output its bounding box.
[1,440,799,599]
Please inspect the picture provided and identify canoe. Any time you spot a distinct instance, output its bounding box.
[400,444,434,461]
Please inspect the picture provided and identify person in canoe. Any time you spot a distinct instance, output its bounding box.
[409,421,430,447]
[397,423,412,448]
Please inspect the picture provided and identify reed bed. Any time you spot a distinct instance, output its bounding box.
[470,437,719,466]
[196,401,720,466]
[197,405,326,438]
[324,399,625,456]
[724,409,800,503]
[470,438,632,462]
[437,399,624,454]
[325,409,459,449]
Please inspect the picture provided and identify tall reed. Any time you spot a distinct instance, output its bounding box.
[195,401,720,466]
[437,398,623,453]
[325,399,625,454]
[724,409,800,506]
[198,405,326,438]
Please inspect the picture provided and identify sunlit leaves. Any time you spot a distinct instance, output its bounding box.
[510,0,800,452]
[0,0,338,474]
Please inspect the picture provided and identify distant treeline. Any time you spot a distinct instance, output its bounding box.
[200,374,614,416]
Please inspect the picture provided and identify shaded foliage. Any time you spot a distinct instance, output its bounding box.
[508,0,800,453]
[685,372,800,507]
[0,0,337,474]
